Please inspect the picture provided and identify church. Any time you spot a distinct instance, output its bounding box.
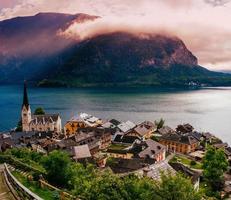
[21,82,62,133]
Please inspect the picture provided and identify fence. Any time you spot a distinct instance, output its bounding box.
[3,163,43,200]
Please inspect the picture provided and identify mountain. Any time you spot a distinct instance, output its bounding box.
[38,32,231,87]
[0,12,97,82]
[0,12,231,87]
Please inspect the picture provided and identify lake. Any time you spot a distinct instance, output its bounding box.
[0,85,231,144]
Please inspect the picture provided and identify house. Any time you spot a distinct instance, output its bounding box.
[108,158,155,174]
[0,133,13,152]
[75,127,112,150]
[106,143,134,159]
[113,134,140,145]
[189,132,203,141]
[137,160,175,181]
[159,133,199,154]
[157,126,175,135]
[169,162,201,191]
[189,150,205,161]
[201,132,214,143]
[64,116,87,136]
[134,139,166,162]
[64,113,103,136]
[126,121,156,139]
[72,145,92,161]
[21,81,62,133]
[176,123,194,134]
[117,121,136,133]
[101,121,117,129]
[109,119,121,126]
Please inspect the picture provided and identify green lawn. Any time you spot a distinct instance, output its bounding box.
[12,171,58,200]
[171,155,203,170]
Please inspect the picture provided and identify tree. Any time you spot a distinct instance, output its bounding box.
[84,170,128,200]
[202,146,228,191]
[15,119,22,132]
[42,150,73,188]
[34,107,45,115]
[123,175,160,200]
[155,173,202,200]
[155,118,165,130]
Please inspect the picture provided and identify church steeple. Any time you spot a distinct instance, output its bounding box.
[21,80,31,132]
[22,80,29,109]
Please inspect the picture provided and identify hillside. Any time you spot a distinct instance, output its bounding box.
[0,12,231,87]
[0,12,97,83]
[38,32,231,87]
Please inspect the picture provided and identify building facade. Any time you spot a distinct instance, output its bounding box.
[21,82,62,133]
[159,134,199,154]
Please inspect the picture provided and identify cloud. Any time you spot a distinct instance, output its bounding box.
[0,0,231,70]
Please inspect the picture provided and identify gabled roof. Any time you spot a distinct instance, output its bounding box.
[144,160,175,180]
[109,158,154,174]
[30,114,60,124]
[73,145,91,160]
[57,138,77,148]
[118,121,136,133]
[158,126,175,135]
[134,124,152,137]
[101,122,116,129]
[138,139,166,159]
[189,132,202,141]
[169,163,201,184]
[114,134,140,144]
[160,133,198,145]
[109,119,121,126]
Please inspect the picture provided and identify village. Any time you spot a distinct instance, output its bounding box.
[1,82,231,199]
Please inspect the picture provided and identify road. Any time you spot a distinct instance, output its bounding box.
[0,165,16,200]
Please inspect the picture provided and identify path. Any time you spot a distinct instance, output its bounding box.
[0,164,16,200]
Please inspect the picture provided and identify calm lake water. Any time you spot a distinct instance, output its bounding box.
[0,85,231,144]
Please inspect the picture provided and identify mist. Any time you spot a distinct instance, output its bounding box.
[1,0,231,70]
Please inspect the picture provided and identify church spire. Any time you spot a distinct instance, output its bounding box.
[22,80,29,109]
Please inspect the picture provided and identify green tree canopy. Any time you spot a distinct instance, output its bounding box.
[70,166,202,200]
[34,107,45,115]
[202,146,228,191]
[15,119,22,132]
[42,150,73,188]
[155,118,165,130]
[154,173,202,200]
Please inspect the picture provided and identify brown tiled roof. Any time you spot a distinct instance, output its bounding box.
[73,145,92,159]
[160,133,198,145]
[134,125,151,137]
[169,162,201,184]
[138,139,166,159]
[109,158,154,174]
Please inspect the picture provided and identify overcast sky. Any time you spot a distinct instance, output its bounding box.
[0,0,231,71]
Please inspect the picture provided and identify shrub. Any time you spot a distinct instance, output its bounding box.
[190,160,196,166]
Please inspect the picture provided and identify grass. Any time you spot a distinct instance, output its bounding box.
[171,155,203,170]
[12,171,58,200]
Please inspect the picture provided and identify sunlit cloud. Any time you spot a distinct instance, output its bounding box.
[1,0,231,70]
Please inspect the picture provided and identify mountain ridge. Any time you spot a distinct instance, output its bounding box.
[0,12,231,87]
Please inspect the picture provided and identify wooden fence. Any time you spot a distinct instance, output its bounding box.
[3,163,43,200]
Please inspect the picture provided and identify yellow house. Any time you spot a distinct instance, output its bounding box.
[64,113,103,137]
[64,120,86,136]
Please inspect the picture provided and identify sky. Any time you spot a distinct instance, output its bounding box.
[0,0,231,71]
